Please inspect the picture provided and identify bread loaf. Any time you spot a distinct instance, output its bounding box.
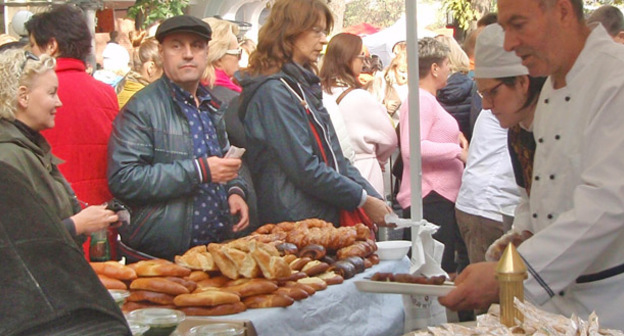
[122,301,176,312]
[301,260,330,276]
[196,275,230,290]
[243,293,294,309]
[275,286,309,301]
[283,281,316,296]
[316,271,344,285]
[130,277,190,295]
[127,290,176,305]
[90,261,137,280]
[222,278,278,298]
[98,274,127,290]
[174,290,241,307]
[179,302,246,316]
[289,257,311,271]
[297,277,327,291]
[186,271,210,282]
[131,259,192,277]
[165,276,197,293]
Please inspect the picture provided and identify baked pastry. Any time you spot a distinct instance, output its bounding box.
[297,277,327,291]
[275,286,309,301]
[98,274,127,290]
[130,259,191,277]
[90,261,137,280]
[301,260,330,276]
[174,245,218,272]
[222,278,278,298]
[173,290,241,307]
[249,240,292,279]
[179,302,246,316]
[316,271,344,285]
[129,277,190,296]
[243,293,294,309]
[127,290,176,305]
[208,243,239,280]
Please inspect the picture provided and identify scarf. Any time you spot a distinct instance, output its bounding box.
[214,68,241,93]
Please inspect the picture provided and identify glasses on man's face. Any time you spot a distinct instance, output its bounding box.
[477,81,505,102]
[225,48,242,60]
[20,51,39,72]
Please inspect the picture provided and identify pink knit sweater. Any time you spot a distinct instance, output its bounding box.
[397,88,464,209]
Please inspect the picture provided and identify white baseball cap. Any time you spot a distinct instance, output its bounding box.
[474,24,528,79]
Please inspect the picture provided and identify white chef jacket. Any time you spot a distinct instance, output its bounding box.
[514,24,624,330]
[455,110,521,222]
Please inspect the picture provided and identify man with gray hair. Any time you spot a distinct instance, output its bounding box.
[587,5,624,43]
[440,0,624,329]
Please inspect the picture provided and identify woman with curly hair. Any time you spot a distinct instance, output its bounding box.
[0,49,120,247]
[238,0,392,227]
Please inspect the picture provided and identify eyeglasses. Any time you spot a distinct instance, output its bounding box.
[477,81,505,102]
[20,51,39,72]
[225,48,242,60]
[311,26,328,38]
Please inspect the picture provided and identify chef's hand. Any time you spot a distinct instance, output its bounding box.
[71,205,119,236]
[206,157,241,183]
[228,194,249,232]
[362,196,395,228]
[438,262,499,311]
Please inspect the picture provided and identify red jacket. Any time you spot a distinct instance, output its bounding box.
[42,58,119,206]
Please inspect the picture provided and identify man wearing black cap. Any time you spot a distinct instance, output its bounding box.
[107,15,249,261]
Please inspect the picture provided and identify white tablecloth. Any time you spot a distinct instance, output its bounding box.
[214,257,410,336]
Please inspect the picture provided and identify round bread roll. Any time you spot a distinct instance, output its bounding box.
[130,277,190,296]
[243,293,294,309]
[174,290,241,307]
[91,261,137,280]
[180,302,247,316]
[301,260,330,276]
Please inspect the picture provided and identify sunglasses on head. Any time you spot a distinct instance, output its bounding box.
[225,48,243,60]
[20,51,39,72]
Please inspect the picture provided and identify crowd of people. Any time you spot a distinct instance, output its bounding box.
[2,0,624,333]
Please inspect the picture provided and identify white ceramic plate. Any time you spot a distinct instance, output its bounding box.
[354,280,455,296]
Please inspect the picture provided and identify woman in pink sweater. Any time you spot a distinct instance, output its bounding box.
[398,37,469,273]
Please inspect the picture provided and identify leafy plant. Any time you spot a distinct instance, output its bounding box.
[127,0,189,29]
[442,0,477,31]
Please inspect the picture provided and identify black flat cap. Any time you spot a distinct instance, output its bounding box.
[155,15,212,43]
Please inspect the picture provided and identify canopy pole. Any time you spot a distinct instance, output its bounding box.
[406,0,423,223]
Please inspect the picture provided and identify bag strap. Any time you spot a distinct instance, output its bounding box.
[335,87,355,105]
[280,78,329,164]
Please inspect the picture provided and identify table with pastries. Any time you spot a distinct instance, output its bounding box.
[193,257,410,336]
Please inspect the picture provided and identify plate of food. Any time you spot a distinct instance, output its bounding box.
[355,273,455,297]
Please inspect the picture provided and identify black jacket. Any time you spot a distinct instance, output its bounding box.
[0,162,128,335]
[437,72,477,140]
[108,76,247,260]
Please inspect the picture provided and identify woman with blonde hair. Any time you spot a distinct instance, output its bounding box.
[368,45,408,126]
[239,0,392,227]
[202,17,242,104]
[117,37,163,108]
[435,34,478,140]
[320,33,397,197]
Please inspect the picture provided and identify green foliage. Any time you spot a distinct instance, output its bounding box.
[127,0,189,29]
[442,0,477,30]
[344,0,405,28]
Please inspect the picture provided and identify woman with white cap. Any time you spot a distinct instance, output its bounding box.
[455,23,544,266]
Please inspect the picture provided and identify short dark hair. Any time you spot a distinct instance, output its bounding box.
[25,4,92,62]
[477,13,498,27]
[587,5,624,37]
[500,75,547,110]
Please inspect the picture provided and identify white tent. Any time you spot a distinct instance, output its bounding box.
[363,14,436,67]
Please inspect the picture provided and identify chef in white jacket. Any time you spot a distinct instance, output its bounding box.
[440,0,624,330]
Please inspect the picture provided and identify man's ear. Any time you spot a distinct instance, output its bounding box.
[554,0,577,27]
[614,31,624,44]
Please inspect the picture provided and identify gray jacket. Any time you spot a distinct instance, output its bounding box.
[108,76,245,260]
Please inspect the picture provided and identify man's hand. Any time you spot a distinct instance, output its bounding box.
[228,194,249,232]
[438,262,499,311]
[71,205,119,236]
[362,196,395,228]
[207,157,242,183]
